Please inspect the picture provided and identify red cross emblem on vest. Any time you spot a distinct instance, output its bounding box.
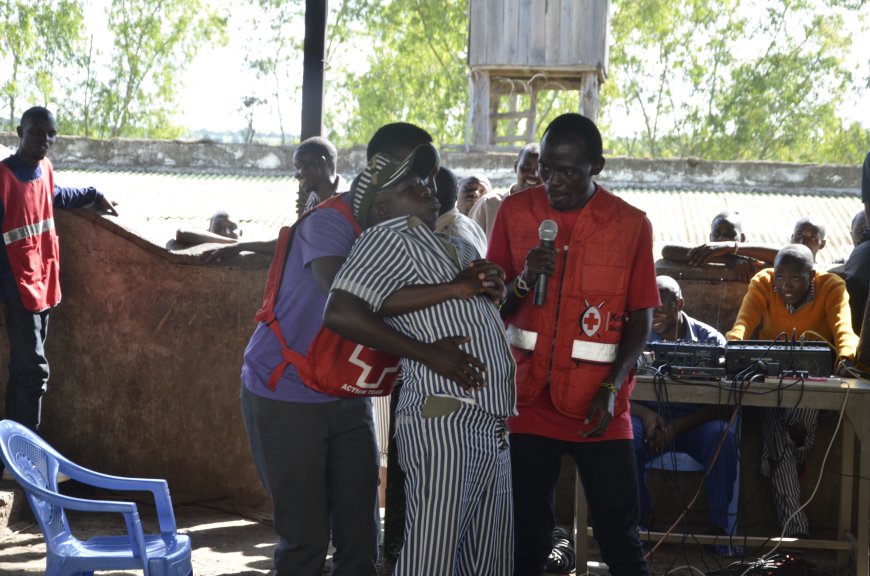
[580,300,606,337]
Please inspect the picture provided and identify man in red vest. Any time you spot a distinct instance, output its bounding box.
[0,106,117,440]
[487,113,659,575]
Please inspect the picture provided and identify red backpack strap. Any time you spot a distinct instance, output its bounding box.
[255,194,360,390]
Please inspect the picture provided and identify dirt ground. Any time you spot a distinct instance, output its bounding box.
[0,487,854,576]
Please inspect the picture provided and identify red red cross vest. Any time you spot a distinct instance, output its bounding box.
[255,194,401,397]
[0,158,61,313]
[499,185,646,418]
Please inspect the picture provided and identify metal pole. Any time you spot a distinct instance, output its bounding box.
[301,0,328,140]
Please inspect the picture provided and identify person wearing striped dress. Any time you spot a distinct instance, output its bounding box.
[325,143,517,576]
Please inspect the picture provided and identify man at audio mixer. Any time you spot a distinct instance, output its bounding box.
[727,243,858,538]
[631,275,739,550]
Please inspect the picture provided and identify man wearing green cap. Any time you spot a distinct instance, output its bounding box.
[324,144,517,575]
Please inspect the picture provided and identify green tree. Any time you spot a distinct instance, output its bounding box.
[0,0,86,130]
[325,0,470,146]
[603,0,870,162]
[241,0,305,146]
[82,0,228,138]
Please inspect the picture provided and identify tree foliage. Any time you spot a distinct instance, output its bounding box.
[0,0,87,130]
[1,0,227,138]
[241,0,305,145]
[324,0,470,147]
[602,0,870,162]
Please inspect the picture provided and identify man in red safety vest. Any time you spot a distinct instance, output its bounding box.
[0,106,118,444]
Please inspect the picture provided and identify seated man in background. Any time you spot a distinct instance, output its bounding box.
[850,209,867,248]
[433,166,487,257]
[790,216,827,262]
[846,153,870,341]
[174,210,240,246]
[726,244,858,537]
[456,173,493,216]
[662,215,829,281]
[661,211,774,281]
[469,143,540,238]
[826,210,866,330]
[632,276,738,547]
[849,151,870,369]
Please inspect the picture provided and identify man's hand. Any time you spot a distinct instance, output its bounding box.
[95,194,119,216]
[522,244,556,285]
[421,336,487,391]
[647,421,675,453]
[201,244,244,264]
[686,242,730,266]
[450,259,506,304]
[724,254,760,282]
[582,387,615,437]
[640,411,666,447]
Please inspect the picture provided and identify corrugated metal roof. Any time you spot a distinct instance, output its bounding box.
[610,187,863,265]
[56,169,298,246]
[55,168,863,263]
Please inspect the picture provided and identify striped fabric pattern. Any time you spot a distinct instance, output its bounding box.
[760,406,819,535]
[395,406,513,576]
[331,215,516,418]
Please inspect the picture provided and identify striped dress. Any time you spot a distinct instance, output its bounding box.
[332,215,517,576]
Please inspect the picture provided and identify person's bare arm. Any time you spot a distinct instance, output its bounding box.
[176,228,238,246]
[687,242,778,266]
[379,259,505,316]
[201,239,278,262]
[660,243,695,263]
[584,307,653,437]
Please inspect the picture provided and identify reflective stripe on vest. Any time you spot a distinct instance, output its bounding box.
[507,325,537,351]
[571,340,618,363]
[3,217,54,245]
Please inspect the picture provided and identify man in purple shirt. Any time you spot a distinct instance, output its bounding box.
[239,123,435,576]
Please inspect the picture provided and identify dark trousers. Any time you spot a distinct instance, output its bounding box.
[240,385,380,576]
[632,416,738,533]
[511,434,649,576]
[2,280,50,431]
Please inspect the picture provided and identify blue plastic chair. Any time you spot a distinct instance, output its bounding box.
[0,419,192,576]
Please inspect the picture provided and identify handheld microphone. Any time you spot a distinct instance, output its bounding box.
[534,220,558,306]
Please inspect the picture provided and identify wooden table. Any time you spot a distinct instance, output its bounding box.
[573,374,870,573]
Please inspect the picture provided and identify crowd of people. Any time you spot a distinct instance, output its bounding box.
[1,105,869,576]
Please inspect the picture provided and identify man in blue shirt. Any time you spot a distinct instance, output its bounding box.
[631,275,739,545]
[0,106,117,445]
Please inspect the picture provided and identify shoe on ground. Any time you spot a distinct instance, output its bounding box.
[545,526,576,574]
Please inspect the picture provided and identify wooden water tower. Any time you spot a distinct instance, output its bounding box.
[468,0,610,148]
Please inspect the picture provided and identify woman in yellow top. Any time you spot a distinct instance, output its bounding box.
[727,243,858,537]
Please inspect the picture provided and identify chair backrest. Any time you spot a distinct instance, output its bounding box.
[0,420,72,548]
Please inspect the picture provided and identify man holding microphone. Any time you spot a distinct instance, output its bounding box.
[487,113,659,576]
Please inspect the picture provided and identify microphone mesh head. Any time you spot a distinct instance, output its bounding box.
[539,219,558,241]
